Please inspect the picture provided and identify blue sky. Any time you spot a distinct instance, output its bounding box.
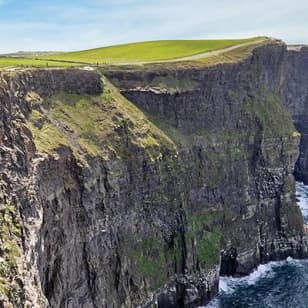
[0,0,307,53]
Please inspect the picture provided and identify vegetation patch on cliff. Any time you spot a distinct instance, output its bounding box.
[26,77,176,162]
[187,211,225,268]
[129,234,182,290]
[27,110,69,153]
[240,89,297,137]
[0,183,22,304]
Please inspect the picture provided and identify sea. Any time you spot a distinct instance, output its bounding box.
[206,182,308,308]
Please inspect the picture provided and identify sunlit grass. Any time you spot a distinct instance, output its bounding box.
[39,37,265,64]
[0,57,79,68]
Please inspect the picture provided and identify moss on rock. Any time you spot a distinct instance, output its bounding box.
[26,77,176,163]
[0,185,22,304]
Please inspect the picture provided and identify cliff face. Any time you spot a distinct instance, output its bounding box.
[0,69,102,307]
[104,43,307,304]
[105,43,305,273]
[280,46,308,184]
[0,42,307,308]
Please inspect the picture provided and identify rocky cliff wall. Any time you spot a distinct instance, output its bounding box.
[0,42,307,308]
[0,69,102,307]
[280,46,308,184]
[105,43,307,303]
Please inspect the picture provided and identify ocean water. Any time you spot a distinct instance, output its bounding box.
[206,182,308,308]
[296,182,308,222]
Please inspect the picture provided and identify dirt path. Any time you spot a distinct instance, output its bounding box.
[118,39,267,65]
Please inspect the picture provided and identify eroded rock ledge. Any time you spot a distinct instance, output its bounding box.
[0,42,307,308]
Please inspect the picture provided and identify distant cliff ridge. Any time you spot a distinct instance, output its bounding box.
[281,46,308,184]
[0,41,308,307]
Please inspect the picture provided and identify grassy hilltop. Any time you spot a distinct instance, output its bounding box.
[39,37,263,64]
[0,57,75,68]
[0,37,269,67]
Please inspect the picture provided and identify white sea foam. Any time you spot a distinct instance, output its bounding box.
[296,181,308,222]
[204,297,219,308]
[205,181,308,307]
[216,182,308,294]
[204,262,281,306]
[218,261,279,296]
[286,256,293,262]
[286,256,308,268]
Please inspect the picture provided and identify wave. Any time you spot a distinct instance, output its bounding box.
[218,261,279,295]
[204,297,219,308]
[205,182,308,307]
[205,262,280,306]
[296,181,308,222]
[206,258,308,307]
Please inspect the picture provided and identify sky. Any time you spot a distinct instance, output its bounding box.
[0,0,307,53]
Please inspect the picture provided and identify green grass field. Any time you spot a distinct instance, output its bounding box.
[0,57,77,68]
[0,37,269,68]
[40,37,265,64]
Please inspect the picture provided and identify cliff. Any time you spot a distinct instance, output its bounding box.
[0,41,308,308]
[280,46,308,184]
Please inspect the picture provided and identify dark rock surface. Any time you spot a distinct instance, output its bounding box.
[0,68,102,307]
[105,42,308,304]
[280,46,308,184]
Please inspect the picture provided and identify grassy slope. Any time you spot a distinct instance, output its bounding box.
[40,37,264,64]
[0,37,271,68]
[0,57,77,68]
[26,77,175,162]
[25,77,224,288]
[198,39,270,65]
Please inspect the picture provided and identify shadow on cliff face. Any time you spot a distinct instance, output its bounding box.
[281,47,308,185]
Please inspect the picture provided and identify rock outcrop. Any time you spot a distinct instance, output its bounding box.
[0,41,307,308]
[280,46,308,184]
[0,69,102,307]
